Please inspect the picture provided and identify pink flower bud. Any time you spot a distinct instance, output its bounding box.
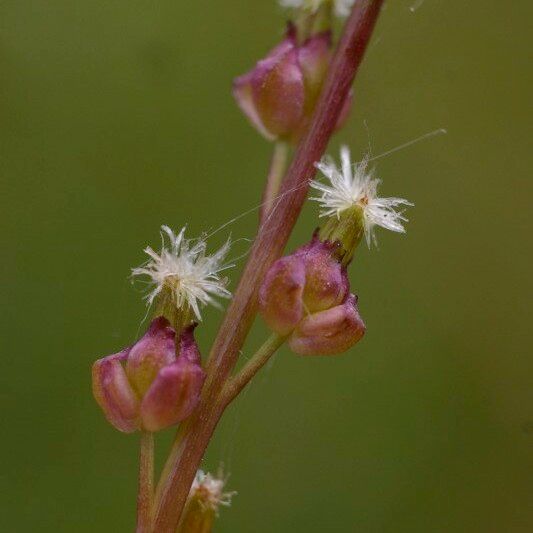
[92,350,140,433]
[126,317,176,397]
[258,253,306,335]
[92,318,206,433]
[259,236,348,335]
[300,238,349,312]
[233,26,340,143]
[140,325,206,432]
[288,294,366,355]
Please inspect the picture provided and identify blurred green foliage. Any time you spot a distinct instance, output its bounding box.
[1,1,531,531]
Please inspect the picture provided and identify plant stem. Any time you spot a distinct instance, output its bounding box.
[136,431,154,533]
[153,2,384,530]
[260,142,289,224]
[221,334,286,406]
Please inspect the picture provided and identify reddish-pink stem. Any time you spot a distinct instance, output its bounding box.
[136,431,154,533]
[153,2,384,530]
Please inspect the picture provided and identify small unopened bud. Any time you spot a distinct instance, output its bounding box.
[178,470,236,533]
[92,318,206,433]
[259,235,348,335]
[125,318,176,397]
[140,325,206,432]
[92,350,140,433]
[233,25,349,143]
[259,234,366,355]
[289,294,365,355]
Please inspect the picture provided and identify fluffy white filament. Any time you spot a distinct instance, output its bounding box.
[132,226,232,320]
[311,146,413,247]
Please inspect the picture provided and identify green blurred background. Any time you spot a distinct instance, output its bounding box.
[1,1,531,531]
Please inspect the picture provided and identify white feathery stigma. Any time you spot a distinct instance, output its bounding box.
[131,226,233,321]
[279,0,355,18]
[190,470,236,514]
[311,146,414,247]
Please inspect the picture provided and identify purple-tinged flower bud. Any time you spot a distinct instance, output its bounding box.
[140,325,206,432]
[288,294,365,355]
[258,254,306,335]
[92,350,140,433]
[259,234,348,335]
[92,318,206,433]
[300,237,349,312]
[236,37,304,141]
[177,322,203,365]
[126,317,176,397]
[298,28,331,114]
[233,25,345,143]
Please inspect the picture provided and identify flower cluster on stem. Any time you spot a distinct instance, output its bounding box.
[91,1,392,531]
[152,3,386,530]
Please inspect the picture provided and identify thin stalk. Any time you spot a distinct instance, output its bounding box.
[136,431,154,533]
[153,2,384,530]
[260,142,290,224]
[221,334,286,406]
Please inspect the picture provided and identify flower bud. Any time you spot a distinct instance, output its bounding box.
[259,235,348,335]
[233,25,348,143]
[288,294,366,355]
[301,237,349,312]
[92,350,140,433]
[258,254,306,335]
[92,318,206,433]
[259,233,366,356]
[125,317,176,397]
[140,325,206,432]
